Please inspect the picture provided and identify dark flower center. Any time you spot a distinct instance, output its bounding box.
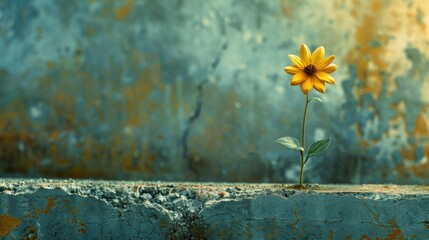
[304,64,316,76]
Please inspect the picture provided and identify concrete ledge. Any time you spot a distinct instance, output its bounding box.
[0,179,428,239]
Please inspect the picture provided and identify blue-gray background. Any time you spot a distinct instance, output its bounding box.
[1,0,429,184]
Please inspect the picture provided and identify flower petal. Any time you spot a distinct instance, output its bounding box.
[315,55,335,69]
[320,64,337,73]
[311,47,325,65]
[290,72,308,85]
[313,77,326,94]
[300,77,313,95]
[299,43,311,66]
[284,65,301,75]
[288,54,305,68]
[315,71,335,84]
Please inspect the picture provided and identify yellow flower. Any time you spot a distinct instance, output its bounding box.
[284,43,337,95]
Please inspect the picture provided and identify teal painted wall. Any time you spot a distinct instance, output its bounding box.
[1,0,429,183]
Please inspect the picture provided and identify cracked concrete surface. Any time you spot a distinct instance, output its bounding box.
[180,10,229,173]
[0,179,428,239]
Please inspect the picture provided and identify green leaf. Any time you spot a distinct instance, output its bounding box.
[308,97,323,103]
[276,137,304,151]
[307,137,331,158]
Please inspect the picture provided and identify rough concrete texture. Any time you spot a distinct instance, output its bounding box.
[0,179,428,239]
[1,0,429,184]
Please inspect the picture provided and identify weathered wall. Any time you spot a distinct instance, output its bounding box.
[0,180,428,239]
[1,0,429,183]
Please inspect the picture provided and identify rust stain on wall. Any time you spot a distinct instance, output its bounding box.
[359,234,371,240]
[1,0,429,184]
[414,110,429,136]
[32,198,57,217]
[411,155,429,179]
[385,218,405,240]
[0,61,176,181]
[394,106,429,179]
[291,209,300,226]
[23,225,38,240]
[63,200,86,234]
[328,229,334,240]
[279,0,295,17]
[21,225,39,240]
[385,229,403,240]
[0,214,22,237]
[79,223,86,234]
[44,198,56,214]
[65,166,108,179]
[347,0,387,95]
[115,0,134,20]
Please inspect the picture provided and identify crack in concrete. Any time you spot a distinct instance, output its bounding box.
[180,9,229,175]
[2,180,429,238]
[124,218,141,239]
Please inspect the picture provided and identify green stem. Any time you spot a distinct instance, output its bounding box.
[299,94,309,188]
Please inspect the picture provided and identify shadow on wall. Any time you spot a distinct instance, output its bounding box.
[0,0,429,184]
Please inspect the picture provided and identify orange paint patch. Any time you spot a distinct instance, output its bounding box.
[0,215,22,237]
[115,0,134,20]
